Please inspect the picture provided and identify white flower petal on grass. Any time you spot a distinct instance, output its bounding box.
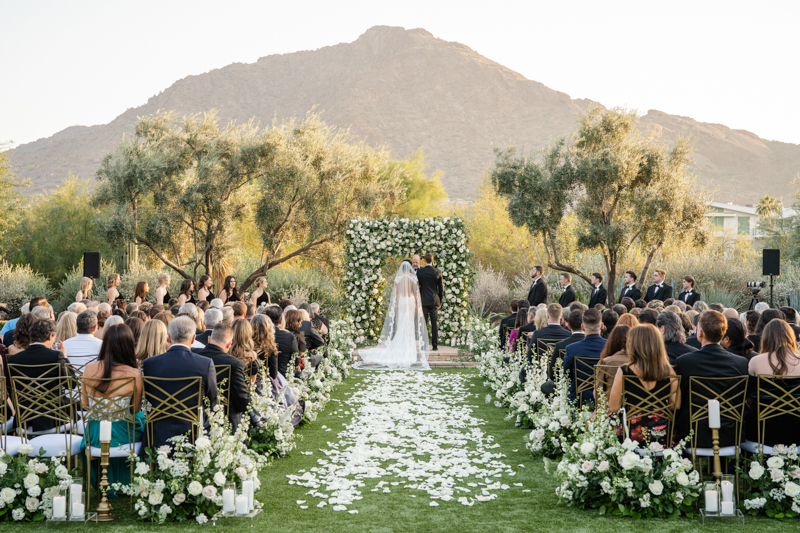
[429,501,439,507]
[332,505,347,511]
[296,500,306,504]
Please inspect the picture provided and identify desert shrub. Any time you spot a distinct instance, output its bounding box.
[702,285,749,310]
[0,262,54,316]
[470,265,511,317]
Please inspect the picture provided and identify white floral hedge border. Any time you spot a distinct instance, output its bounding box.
[344,217,473,345]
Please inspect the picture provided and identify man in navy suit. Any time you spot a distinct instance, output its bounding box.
[558,273,575,307]
[618,271,642,303]
[563,309,607,404]
[644,269,673,303]
[143,316,218,450]
[587,272,608,309]
[526,266,548,307]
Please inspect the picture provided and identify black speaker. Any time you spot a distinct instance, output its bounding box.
[83,252,101,279]
[763,249,780,276]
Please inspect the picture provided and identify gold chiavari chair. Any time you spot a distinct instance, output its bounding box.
[621,374,681,455]
[215,365,233,417]
[574,356,601,409]
[536,338,561,359]
[593,363,620,403]
[0,377,24,455]
[142,376,202,457]
[742,375,800,458]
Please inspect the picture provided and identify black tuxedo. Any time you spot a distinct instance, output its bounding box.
[618,284,641,303]
[677,290,701,306]
[142,344,218,449]
[499,313,517,349]
[527,278,547,307]
[417,265,444,349]
[193,343,250,434]
[559,285,575,307]
[550,333,586,380]
[7,344,73,433]
[299,321,324,351]
[674,343,748,448]
[685,334,701,349]
[588,284,607,308]
[644,283,673,303]
[274,326,299,378]
[195,329,213,346]
[527,323,571,362]
[664,341,696,366]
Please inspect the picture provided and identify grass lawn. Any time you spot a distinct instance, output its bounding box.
[0,368,789,532]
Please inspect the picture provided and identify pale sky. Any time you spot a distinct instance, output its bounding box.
[2,0,799,147]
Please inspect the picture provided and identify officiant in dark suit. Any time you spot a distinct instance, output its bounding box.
[558,273,575,307]
[644,269,673,302]
[527,266,547,307]
[677,275,701,306]
[618,271,641,303]
[588,272,607,308]
[417,253,444,351]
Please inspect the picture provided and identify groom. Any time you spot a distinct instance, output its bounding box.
[416,253,444,351]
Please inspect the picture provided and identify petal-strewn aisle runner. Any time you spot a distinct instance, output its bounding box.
[287,371,520,512]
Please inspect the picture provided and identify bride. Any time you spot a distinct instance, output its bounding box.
[356,260,430,370]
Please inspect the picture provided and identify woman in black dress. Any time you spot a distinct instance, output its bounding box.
[722,317,758,361]
[197,275,213,303]
[249,276,271,308]
[219,275,240,304]
[106,273,123,305]
[177,279,196,305]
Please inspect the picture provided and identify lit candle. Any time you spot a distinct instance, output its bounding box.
[242,480,254,511]
[52,495,66,519]
[222,488,235,514]
[707,399,721,429]
[721,500,734,515]
[235,494,248,515]
[705,488,718,513]
[99,420,112,442]
[70,484,82,504]
[71,502,85,518]
[721,480,734,502]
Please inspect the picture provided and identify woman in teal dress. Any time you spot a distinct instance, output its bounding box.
[81,323,145,491]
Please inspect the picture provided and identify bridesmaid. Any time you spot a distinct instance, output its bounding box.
[249,277,271,308]
[106,273,122,305]
[76,277,93,302]
[154,273,171,307]
[197,275,213,303]
[218,275,240,304]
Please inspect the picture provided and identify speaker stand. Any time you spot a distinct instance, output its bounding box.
[769,274,774,308]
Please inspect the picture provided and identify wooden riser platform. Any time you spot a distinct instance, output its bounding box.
[352,346,478,367]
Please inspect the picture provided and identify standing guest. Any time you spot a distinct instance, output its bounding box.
[142,317,218,449]
[177,279,195,306]
[594,324,632,398]
[588,272,607,309]
[601,311,619,339]
[656,311,696,365]
[218,276,240,304]
[563,308,607,403]
[779,306,800,341]
[106,273,123,305]
[54,312,78,344]
[526,266,548,307]
[499,299,519,349]
[231,301,247,321]
[609,324,680,447]
[154,273,171,307]
[230,318,260,383]
[134,281,149,306]
[252,314,278,379]
[196,275,214,304]
[249,277,271,308]
[194,324,251,433]
[644,269,673,303]
[558,273,575,307]
[752,309,785,353]
[722,317,757,361]
[76,277,93,302]
[197,308,221,346]
[677,276,701,306]
[124,317,144,344]
[263,306,299,379]
[618,271,642,303]
[62,310,104,364]
[417,253,444,351]
[135,319,169,366]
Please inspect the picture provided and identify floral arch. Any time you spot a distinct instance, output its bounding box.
[344,216,474,346]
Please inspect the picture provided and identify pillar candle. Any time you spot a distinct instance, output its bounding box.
[99,420,112,442]
[222,488,235,514]
[70,484,82,504]
[71,502,85,518]
[235,494,248,515]
[52,495,66,519]
[707,399,721,429]
[704,489,718,513]
[721,480,734,502]
[242,480,254,511]
[721,501,735,515]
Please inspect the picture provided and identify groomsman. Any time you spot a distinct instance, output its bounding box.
[558,273,575,307]
[677,275,701,306]
[644,269,673,303]
[588,272,607,308]
[618,270,641,303]
[526,266,547,307]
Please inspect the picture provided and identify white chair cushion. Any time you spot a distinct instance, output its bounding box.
[74,419,86,436]
[684,446,738,457]
[2,436,25,456]
[636,449,664,457]
[742,440,774,455]
[25,423,72,437]
[4,418,13,433]
[90,442,141,458]
[28,434,83,457]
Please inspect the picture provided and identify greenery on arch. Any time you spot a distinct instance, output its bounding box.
[344,217,474,346]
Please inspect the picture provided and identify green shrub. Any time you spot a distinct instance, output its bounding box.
[0,261,55,316]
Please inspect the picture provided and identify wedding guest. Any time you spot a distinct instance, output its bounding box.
[210,298,223,310]
[169,304,180,316]
[638,309,659,326]
[278,298,292,310]
[601,310,618,339]
[135,319,169,366]
[0,302,30,337]
[252,314,278,379]
[230,318,260,383]
[76,276,93,302]
[249,277,271,308]
[310,303,329,331]
[779,306,800,341]
[134,281,149,306]
[125,303,139,316]
[612,304,628,317]
[594,324,631,399]
[221,307,234,326]
[142,317,218,449]
[617,313,639,328]
[754,302,770,314]
[558,273,575,307]
[526,266,547,307]
[129,310,148,322]
[722,308,739,320]
[246,303,256,320]
[532,307,548,331]
[752,309,785,353]
[664,298,676,307]
[148,306,163,319]
[68,302,87,315]
[264,305,299,378]
[722,317,757,360]
[196,300,209,313]
[177,279,196,306]
[621,297,635,312]
[745,310,760,346]
[708,303,724,313]
[231,301,247,321]
[285,309,307,364]
[618,271,641,303]
[679,312,693,338]
[693,301,709,313]
[80,323,144,488]
[124,317,144,344]
[553,309,585,370]
[31,305,55,321]
[629,308,642,319]
[588,272,607,308]
[563,308,606,403]
[6,313,38,355]
[518,307,537,340]
[609,324,679,447]
[656,311,696,365]
[62,310,104,364]
[634,299,647,309]
[197,308,221,345]
[528,304,570,362]
[674,301,687,313]
[644,269,673,303]
[106,273,122,305]
[194,324,251,433]
[647,300,665,311]
[95,310,110,339]
[499,299,519,349]
[298,308,324,352]
[218,275,240,304]
[54,312,77,344]
[154,273,171,306]
[300,302,327,336]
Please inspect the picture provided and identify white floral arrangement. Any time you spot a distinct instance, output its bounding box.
[0,446,72,521]
[740,445,800,519]
[344,217,473,345]
[525,366,584,459]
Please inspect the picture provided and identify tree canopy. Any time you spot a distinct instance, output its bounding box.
[0,144,30,256]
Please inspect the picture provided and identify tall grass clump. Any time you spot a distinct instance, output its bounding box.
[0,262,55,316]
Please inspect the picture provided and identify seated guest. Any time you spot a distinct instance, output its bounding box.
[564,309,606,403]
[125,302,139,316]
[594,324,631,399]
[231,301,247,321]
[252,314,279,379]
[550,309,585,380]
[601,310,618,339]
[754,302,770,314]
[674,310,747,448]
[196,300,209,313]
[62,310,104,364]
[630,308,642,319]
[221,307,234,326]
[634,299,647,310]
[99,315,124,340]
[169,304,181,316]
[31,305,55,321]
[178,303,203,335]
[54,312,77,344]
[647,300,664,311]
[558,273,576,307]
[693,301,709,313]
[722,318,757,361]
[617,313,639,328]
[194,324,250,433]
[230,318,260,383]
[124,317,144,344]
[148,306,163,320]
[210,298,223,310]
[745,310,761,350]
[663,298,675,307]
[298,308,324,352]
[685,312,702,349]
[142,317,218,449]
[518,307,537,341]
[752,309,785,353]
[81,324,144,488]
[264,305,299,379]
[779,306,800,341]
[722,308,739,319]
[674,301,687,313]
[310,303,328,329]
[197,308,222,345]
[609,324,680,447]
[746,320,800,447]
[0,301,32,339]
[278,298,293,310]
[612,304,628,317]
[284,310,307,369]
[245,303,256,320]
[499,299,519,349]
[656,311,696,365]
[135,319,169,366]
[621,297,635,312]
[638,309,659,326]
[528,304,571,362]
[708,303,724,313]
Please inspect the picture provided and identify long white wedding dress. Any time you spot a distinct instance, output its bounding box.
[356,262,430,370]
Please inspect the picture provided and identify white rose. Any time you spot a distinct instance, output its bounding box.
[649,480,664,496]
[767,457,784,469]
[25,496,39,511]
[580,461,594,473]
[1,488,16,503]
[188,481,203,496]
[202,486,217,499]
[648,442,664,453]
[135,462,150,476]
[27,486,41,498]
[771,468,784,482]
[580,442,595,456]
[213,471,226,486]
[35,463,48,474]
[148,491,163,505]
[534,429,545,440]
[559,416,570,427]
[173,493,186,505]
[548,422,560,432]
[598,461,609,472]
[23,474,39,489]
[16,444,33,456]
[0,462,6,476]
[675,472,690,486]
[785,481,800,498]
[621,439,638,451]
[196,513,209,524]
[790,466,800,479]
[55,465,69,479]
[620,452,639,471]
[12,508,24,521]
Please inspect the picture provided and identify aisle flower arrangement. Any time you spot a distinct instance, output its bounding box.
[0,448,72,521]
[739,446,800,519]
[525,368,583,459]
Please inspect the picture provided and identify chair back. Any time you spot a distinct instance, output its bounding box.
[0,376,9,449]
[574,356,599,408]
[593,363,619,400]
[687,375,748,450]
[142,376,202,445]
[754,375,800,456]
[80,376,138,444]
[536,338,560,359]
[621,374,681,441]
[215,365,233,415]
[8,363,75,439]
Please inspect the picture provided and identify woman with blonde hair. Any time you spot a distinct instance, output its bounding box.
[133,281,149,306]
[616,313,639,328]
[76,277,93,302]
[230,318,260,383]
[249,277,271,308]
[106,273,122,305]
[55,312,78,343]
[252,314,278,379]
[98,315,124,340]
[534,307,549,331]
[135,319,169,365]
[154,273,171,307]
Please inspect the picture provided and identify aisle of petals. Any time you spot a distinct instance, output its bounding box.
[287,372,521,512]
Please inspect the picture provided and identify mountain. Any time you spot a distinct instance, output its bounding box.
[10,26,800,203]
